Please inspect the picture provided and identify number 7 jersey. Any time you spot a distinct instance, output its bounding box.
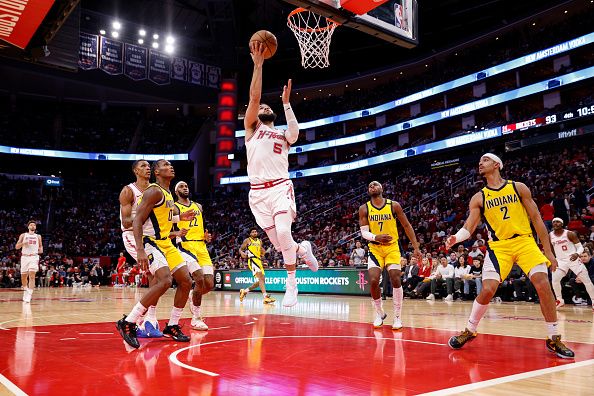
[245,121,290,184]
[367,199,400,244]
[481,180,532,242]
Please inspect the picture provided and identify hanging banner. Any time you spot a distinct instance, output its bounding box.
[78,33,98,70]
[207,65,221,88]
[148,50,171,85]
[171,57,187,81]
[0,0,55,49]
[124,43,147,80]
[188,61,205,85]
[99,37,123,75]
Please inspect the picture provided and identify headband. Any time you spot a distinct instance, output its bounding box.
[482,153,503,170]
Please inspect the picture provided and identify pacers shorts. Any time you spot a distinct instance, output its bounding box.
[177,240,213,275]
[143,237,185,275]
[368,243,401,271]
[483,235,549,281]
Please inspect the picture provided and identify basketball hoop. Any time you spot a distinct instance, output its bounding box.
[287,8,339,69]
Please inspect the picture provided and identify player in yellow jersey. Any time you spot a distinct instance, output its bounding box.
[239,227,276,304]
[173,181,214,331]
[116,160,196,349]
[359,181,421,330]
[446,153,574,358]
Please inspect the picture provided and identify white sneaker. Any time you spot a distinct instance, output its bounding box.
[373,312,387,328]
[282,279,298,307]
[191,317,208,331]
[444,294,454,302]
[392,317,403,330]
[426,294,435,301]
[298,241,318,272]
[23,289,32,303]
[556,299,565,309]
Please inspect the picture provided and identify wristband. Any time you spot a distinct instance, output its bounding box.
[575,243,584,255]
[453,228,471,244]
[172,215,180,223]
[360,226,376,242]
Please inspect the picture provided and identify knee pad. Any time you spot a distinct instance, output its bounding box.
[275,224,295,251]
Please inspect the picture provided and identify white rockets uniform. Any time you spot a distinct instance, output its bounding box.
[121,182,144,260]
[550,229,585,275]
[20,233,40,272]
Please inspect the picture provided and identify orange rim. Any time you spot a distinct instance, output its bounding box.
[287,7,340,33]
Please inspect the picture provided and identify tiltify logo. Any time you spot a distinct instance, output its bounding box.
[356,271,368,290]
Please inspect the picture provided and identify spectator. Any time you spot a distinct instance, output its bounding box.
[540,202,555,231]
[349,241,366,266]
[427,257,455,301]
[454,255,472,300]
[411,257,433,298]
[470,255,484,297]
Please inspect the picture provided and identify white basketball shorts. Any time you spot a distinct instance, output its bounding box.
[122,231,138,261]
[557,259,586,276]
[20,255,39,273]
[248,179,296,231]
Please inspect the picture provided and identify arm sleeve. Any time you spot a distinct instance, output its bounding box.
[284,104,299,145]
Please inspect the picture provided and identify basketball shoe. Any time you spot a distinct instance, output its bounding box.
[137,320,163,338]
[191,317,208,331]
[116,315,140,349]
[239,288,248,302]
[555,299,565,309]
[545,335,575,359]
[263,294,276,304]
[282,278,298,307]
[373,312,387,328]
[392,317,403,330]
[163,324,190,342]
[298,241,319,272]
[448,328,477,349]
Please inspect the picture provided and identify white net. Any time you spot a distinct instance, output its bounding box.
[287,8,339,69]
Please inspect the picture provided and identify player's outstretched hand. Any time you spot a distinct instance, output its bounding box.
[137,249,149,271]
[180,210,196,221]
[250,41,265,67]
[204,229,212,243]
[282,79,292,104]
[569,253,579,261]
[375,234,393,244]
[445,235,457,250]
[413,247,422,261]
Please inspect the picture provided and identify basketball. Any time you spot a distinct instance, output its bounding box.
[249,30,278,59]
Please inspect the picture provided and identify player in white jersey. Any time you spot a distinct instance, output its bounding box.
[549,217,594,309]
[15,220,43,303]
[244,41,318,307]
[119,159,162,337]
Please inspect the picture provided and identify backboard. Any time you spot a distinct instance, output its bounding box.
[281,0,418,48]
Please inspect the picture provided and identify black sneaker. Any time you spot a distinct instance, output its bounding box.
[116,315,140,349]
[163,324,190,342]
[546,335,575,359]
[448,328,477,350]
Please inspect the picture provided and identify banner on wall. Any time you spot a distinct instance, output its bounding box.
[78,33,99,70]
[171,57,187,81]
[188,61,205,85]
[124,43,147,80]
[206,65,221,88]
[214,269,371,295]
[148,49,171,85]
[99,37,123,75]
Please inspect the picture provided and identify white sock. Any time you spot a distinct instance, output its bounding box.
[168,307,184,326]
[466,300,489,333]
[546,322,559,339]
[287,270,296,285]
[126,302,147,323]
[579,273,594,303]
[373,298,384,315]
[192,304,201,319]
[393,287,403,318]
[145,305,158,323]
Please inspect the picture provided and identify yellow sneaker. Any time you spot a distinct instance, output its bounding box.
[264,295,276,304]
[239,289,248,302]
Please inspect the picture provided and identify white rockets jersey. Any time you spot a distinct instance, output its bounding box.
[550,230,575,262]
[245,122,290,184]
[21,233,39,255]
[120,182,145,231]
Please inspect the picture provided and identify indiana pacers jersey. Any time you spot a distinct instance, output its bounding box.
[141,183,175,240]
[175,201,204,241]
[247,237,262,259]
[481,180,532,241]
[367,199,400,244]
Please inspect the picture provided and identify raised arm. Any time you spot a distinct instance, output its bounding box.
[392,201,421,259]
[119,186,134,230]
[244,41,266,139]
[445,192,483,250]
[516,182,558,270]
[282,79,299,145]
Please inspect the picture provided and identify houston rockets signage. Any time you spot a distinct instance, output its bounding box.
[0,0,56,49]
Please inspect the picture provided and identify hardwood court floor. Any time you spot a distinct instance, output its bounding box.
[0,287,593,395]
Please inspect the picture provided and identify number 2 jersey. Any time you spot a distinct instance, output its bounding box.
[481,180,532,242]
[245,121,290,184]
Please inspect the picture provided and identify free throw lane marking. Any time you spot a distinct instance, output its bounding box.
[0,373,28,396]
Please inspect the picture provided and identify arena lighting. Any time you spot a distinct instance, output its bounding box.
[234,32,594,137]
[138,38,144,45]
[112,21,121,30]
[111,31,119,38]
[99,29,106,35]
[139,29,146,36]
[153,33,159,40]
[166,36,175,44]
[165,44,174,54]
[152,42,159,49]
